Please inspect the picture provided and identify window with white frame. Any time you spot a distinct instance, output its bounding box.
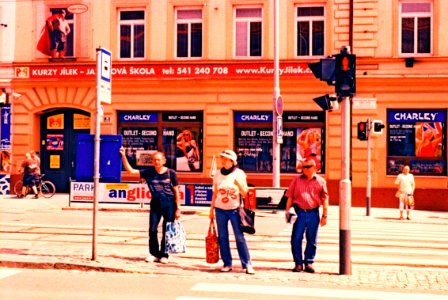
[234,7,262,57]
[176,9,203,58]
[400,1,432,55]
[296,6,325,57]
[119,10,145,59]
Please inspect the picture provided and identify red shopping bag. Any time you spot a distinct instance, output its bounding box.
[205,220,219,264]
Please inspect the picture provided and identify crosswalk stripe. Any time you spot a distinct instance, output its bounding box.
[176,297,243,300]
[190,282,448,300]
[0,269,21,280]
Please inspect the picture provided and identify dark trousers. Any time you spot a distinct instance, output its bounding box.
[149,199,176,259]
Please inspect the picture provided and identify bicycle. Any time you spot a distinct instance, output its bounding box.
[14,173,56,198]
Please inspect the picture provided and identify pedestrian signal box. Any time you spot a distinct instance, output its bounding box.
[357,122,368,141]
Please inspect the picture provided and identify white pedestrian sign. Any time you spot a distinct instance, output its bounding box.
[98,48,111,104]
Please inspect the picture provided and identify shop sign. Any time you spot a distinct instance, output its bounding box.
[70,181,195,205]
[73,114,90,129]
[235,112,272,123]
[162,112,203,122]
[14,62,313,81]
[118,112,157,123]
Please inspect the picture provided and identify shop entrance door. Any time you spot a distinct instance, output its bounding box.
[40,109,90,193]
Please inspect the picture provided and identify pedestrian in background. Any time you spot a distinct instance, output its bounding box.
[394,165,415,220]
[29,150,41,174]
[209,149,255,274]
[285,158,329,273]
[18,152,40,198]
[120,148,181,264]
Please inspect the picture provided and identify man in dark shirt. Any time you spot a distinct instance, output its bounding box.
[120,148,180,263]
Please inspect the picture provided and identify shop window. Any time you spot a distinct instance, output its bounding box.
[119,10,145,59]
[234,7,262,58]
[234,111,326,174]
[118,111,203,172]
[176,9,203,58]
[399,1,432,55]
[387,109,446,176]
[296,6,325,57]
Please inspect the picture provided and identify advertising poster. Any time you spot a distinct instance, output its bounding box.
[162,112,203,173]
[174,128,202,172]
[1,105,11,179]
[296,127,323,173]
[387,109,446,176]
[235,127,273,172]
[46,134,64,150]
[121,127,158,168]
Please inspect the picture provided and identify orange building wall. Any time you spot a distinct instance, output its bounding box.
[3,0,447,210]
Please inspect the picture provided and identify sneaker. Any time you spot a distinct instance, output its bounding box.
[159,257,169,264]
[17,194,24,199]
[304,265,315,273]
[220,266,232,272]
[406,216,411,220]
[245,265,255,275]
[145,255,159,263]
[33,194,39,199]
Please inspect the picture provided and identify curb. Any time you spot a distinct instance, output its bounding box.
[0,260,148,274]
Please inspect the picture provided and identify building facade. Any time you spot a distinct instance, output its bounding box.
[0,0,446,210]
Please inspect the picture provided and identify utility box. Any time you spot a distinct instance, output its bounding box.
[76,134,122,183]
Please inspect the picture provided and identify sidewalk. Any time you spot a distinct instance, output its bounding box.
[1,193,448,294]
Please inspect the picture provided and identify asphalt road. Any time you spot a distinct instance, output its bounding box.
[1,268,447,300]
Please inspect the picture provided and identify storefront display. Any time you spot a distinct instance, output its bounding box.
[387,109,446,176]
[234,111,326,174]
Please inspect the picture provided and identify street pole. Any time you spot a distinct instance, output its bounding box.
[366,118,371,216]
[92,48,102,261]
[272,0,281,188]
[339,95,352,275]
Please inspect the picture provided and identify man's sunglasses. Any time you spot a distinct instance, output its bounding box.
[302,165,314,169]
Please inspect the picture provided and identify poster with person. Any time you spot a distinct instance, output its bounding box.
[296,128,323,173]
[387,109,446,176]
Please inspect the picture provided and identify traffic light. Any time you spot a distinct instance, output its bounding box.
[308,58,335,86]
[357,121,367,140]
[335,49,356,97]
[372,120,385,135]
[313,94,339,111]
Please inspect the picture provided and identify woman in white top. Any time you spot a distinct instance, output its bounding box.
[209,149,254,274]
[394,165,415,220]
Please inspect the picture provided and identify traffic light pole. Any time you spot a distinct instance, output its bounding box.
[366,118,371,216]
[272,0,281,188]
[340,96,352,275]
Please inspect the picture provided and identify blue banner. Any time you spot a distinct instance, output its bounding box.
[1,105,11,149]
[118,112,158,123]
[388,109,446,123]
[234,112,272,123]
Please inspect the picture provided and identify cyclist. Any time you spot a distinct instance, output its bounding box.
[18,152,40,198]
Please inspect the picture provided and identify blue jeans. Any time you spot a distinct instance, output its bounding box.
[291,208,320,267]
[215,207,252,268]
[149,198,176,259]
